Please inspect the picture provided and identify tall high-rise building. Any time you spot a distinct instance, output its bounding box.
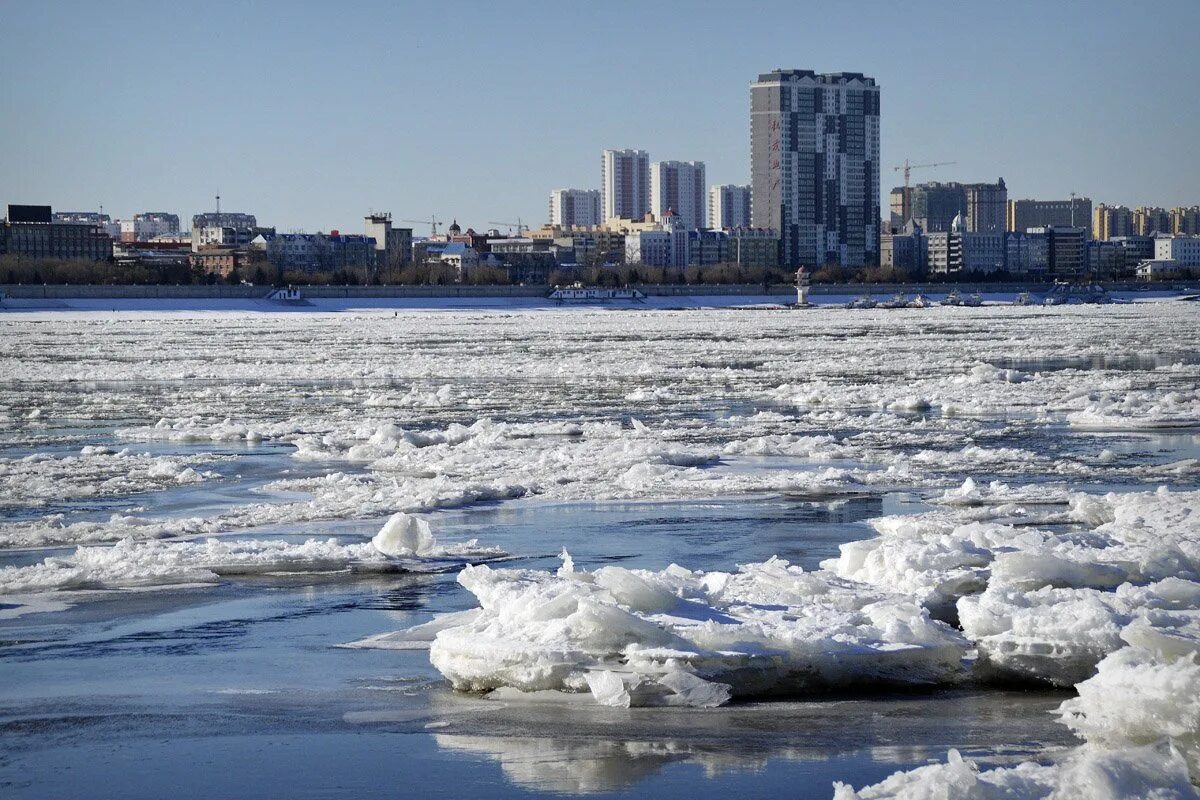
[964,179,1007,233]
[1093,204,1134,240]
[548,189,601,227]
[601,149,650,222]
[1171,206,1200,235]
[905,180,1006,233]
[650,161,705,230]
[709,185,752,230]
[1007,198,1092,236]
[751,69,880,268]
[1132,206,1171,236]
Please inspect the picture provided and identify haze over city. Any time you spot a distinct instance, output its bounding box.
[2,0,1198,233]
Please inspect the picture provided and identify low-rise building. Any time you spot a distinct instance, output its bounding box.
[726,227,779,270]
[624,211,688,268]
[1136,259,1182,280]
[1155,234,1200,267]
[191,247,244,278]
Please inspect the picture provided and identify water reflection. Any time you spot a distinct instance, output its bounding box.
[401,689,1078,795]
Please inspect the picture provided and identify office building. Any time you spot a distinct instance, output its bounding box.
[1093,204,1134,240]
[751,69,880,268]
[650,160,705,230]
[1110,235,1155,265]
[548,189,601,228]
[1,204,113,261]
[926,214,1005,274]
[709,184,751,230]
[1007,198,1092,236]
[727,227,780,270]
[1029,226,1087,275]
[53,211,120,239]
[601,149,650,221]
[1087,240,1126,278]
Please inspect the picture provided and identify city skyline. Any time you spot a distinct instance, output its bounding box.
[2,1,1199,234]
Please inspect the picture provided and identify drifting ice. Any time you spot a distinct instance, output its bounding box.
[424,552,967,707]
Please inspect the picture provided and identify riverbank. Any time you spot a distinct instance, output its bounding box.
[1,281,1194,301]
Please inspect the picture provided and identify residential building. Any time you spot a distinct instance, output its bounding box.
[323,233,376,270]
[751,69,881,268]
[121,212,180,242]
[1093,204,1134,240]
[548,189,601,228]
[601,149,650,221]
[650,160,706,230]
[53,211,120,239]
[250,231,376,271]
[1133,206,1171,236]
[1170,206,1200,235]
[709,184,751,230]
[363,213,412,270]
[1,204,113,261]
[1008,198,1092,237]
[1155,235,1200,267]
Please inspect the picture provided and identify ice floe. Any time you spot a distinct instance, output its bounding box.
[419,552,967,707]
[0,513,504,596]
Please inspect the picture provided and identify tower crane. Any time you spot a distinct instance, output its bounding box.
[488,218,529,236]
[400,215,441,236]
[893,159,957,191]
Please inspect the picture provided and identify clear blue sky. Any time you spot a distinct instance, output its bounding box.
[2,0,1197,235]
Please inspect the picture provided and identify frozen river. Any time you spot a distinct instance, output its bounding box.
[1,302,1199,798]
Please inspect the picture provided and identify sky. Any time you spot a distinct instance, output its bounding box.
[1,0,1198,236]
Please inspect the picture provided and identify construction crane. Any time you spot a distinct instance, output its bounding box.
[893,159,957,191]
[400,215,441,236]
[488,218,529,236]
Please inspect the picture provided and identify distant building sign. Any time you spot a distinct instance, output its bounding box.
[8,204,52,223]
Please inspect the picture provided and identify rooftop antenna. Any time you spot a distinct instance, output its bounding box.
[1069,191,1077,227]
[216,193,221,217]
